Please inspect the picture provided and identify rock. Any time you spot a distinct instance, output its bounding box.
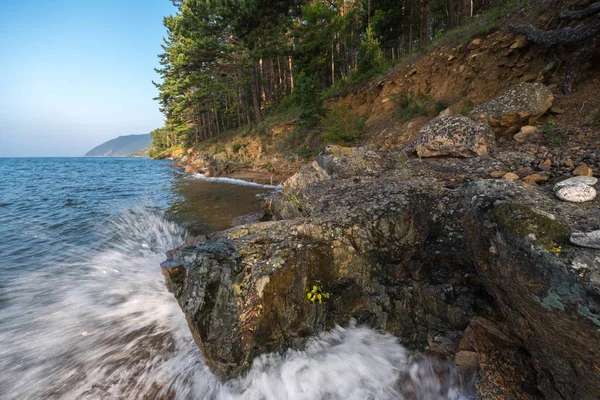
[490,170,507,178]
[502,172,520,180]
[573,164,593,176]
[163,171,600,398]
[470,83,554,135]
[570,230,600,249]
[553,176,598,191]
[563,158,575,170]
[468,38,483,49]
[523,173,549,185]
[513,125,540,143]
[317,145,397,179]
[539,158,552,171]
[555,184,597,203]
[455,350,480,368]
[412,115,495,158]
[510,35,528,49]
[438,107,451,117]
[515,167,534,178]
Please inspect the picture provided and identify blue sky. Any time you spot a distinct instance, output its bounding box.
[0,0,175,156]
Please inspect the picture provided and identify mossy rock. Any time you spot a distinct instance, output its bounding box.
[490,203,569,252]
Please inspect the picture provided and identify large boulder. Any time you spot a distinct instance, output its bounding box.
[412,115,495,158]
[163,164,600,399]
[470,83,554,135]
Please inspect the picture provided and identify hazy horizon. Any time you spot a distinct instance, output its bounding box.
[0,0,175,157]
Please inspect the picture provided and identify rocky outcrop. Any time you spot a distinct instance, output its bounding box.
[412,115,495,158]
[470,83,554,135]
[162,150,600,398]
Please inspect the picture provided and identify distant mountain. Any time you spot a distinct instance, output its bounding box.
[85,134,152,157]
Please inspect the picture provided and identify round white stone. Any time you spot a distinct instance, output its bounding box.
[556,184,597,203]
[553,176,597,192]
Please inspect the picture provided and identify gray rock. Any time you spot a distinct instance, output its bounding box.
[570,230,600,249]
[555,184,597,203]
[412,114,494,158]
[470,83,554,135]
[553,176,598,192]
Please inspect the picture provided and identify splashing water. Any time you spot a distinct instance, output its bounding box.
[0,208,469,399]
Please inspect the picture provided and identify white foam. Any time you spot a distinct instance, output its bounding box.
[188,173,282,190]
[0,208,468,400]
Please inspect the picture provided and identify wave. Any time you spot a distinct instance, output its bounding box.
[0,208,468,400]
[188,174,282,190]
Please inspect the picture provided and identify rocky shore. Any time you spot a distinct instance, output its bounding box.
[162,81,600,398]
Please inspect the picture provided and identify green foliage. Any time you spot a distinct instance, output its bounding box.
[542,120,566,147]
[213,143,226,154]
[357,26,384,77]
[393,92,429,121]
[293,72,323,127]
[459,101,475,116]
[586,109,600,126]
[435,99,449,114]
[306,281,330,304]
[232,143,244,153]
[320,104,365,146]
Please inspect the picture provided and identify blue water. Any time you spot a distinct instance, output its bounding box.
[0,158,466,400]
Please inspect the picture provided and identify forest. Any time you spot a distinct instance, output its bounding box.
[151,0,499,154]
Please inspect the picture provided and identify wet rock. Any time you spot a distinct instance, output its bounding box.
[470,83,553,135]
[573,164,593,176]
[413,115,494,158]
[570,230,600,249]
[556,184,597,203]
[164,158,600,399]
[553,176,598,191]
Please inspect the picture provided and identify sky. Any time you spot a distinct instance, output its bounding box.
[0,0,176,156]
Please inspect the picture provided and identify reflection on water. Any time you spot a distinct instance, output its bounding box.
[167,177,274,236]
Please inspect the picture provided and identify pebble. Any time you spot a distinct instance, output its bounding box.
[553,176,598,192]
[570,230,600,249]
[556,184,597,203]
[573,164,593,176]
[523,173,548,185]
[490,170,507,178]
[502,172,520,180]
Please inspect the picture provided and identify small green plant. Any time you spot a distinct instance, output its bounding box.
[306,281,330,304]
[434,99,449,114]
[542,120,565,147]
[393,92,429,121]
[232,143,245,153]
[213,143,226,154]
[586,109,600,127]
[459,101,474,116]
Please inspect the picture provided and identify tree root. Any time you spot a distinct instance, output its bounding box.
[509,2,600,94]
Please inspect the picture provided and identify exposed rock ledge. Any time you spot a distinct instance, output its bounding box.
[162,147,600,399]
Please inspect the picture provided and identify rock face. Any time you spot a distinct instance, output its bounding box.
[412,115,494,158]
[162,153,600,399]
[470,83,554,135]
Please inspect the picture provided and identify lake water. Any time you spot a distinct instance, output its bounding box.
[0,157,467,399]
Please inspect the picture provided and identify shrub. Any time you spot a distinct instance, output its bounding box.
[293,72,323,127]
[320,104,365,146]
[394,92,429,121]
